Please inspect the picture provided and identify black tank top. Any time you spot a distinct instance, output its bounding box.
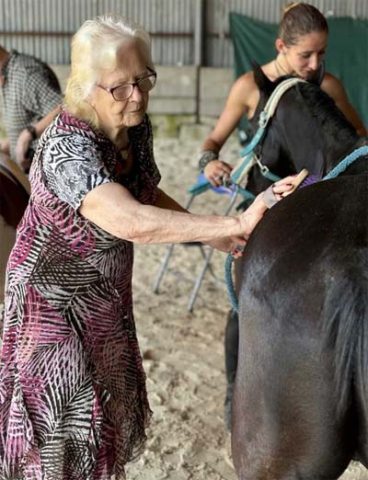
[247,61,325,137]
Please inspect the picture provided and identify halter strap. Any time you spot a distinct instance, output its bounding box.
[189,78,306,197]
[323,145,368,180]
[258,78,306,129]
[230,78,305,186]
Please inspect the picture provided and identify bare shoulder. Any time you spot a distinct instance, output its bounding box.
[321,72,366,135]
[229,71,260,112]
[231,71,258,96]
[321,72,348,100]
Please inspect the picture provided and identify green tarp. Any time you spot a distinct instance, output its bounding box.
[229,12,368,126]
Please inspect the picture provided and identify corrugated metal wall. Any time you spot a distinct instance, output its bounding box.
[0,0,367,67]
[0,0,194,65]
[207,0,368,66]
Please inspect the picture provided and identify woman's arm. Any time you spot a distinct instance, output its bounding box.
[200,73,258,186]
[202,73,255,152]
[154,187,247,253]
[15,104,63,170]
[322,74,367,136]
[79,182,245,245]
[79,177,296,247]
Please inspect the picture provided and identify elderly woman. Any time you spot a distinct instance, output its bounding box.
[0,15,295,479]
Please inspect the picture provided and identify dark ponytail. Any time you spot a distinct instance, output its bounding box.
[279,3,328,45]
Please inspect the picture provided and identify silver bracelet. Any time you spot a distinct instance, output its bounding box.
[198,150,218,171]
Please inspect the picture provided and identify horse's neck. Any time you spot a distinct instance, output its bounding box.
[274,90,360,176]
[249,84,361,188]
[322,132,361,174]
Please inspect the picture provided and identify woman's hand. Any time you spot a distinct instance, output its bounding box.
[204,160,233,187]
[262,174,306,207]
[237,174,300,237]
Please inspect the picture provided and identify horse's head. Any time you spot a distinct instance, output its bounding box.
[246,65,362,194]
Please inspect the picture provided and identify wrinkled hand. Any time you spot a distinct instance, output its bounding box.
[206,236,247,257]
[262,174,303,208]
[204,160,233,187]
[238,193,268,238]
[238,174,303,237]
[0,138,10,155]
[15,128,33,172]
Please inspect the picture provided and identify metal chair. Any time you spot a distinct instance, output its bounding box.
[152,173,246,312]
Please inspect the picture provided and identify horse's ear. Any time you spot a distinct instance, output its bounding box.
[252,62,274,96]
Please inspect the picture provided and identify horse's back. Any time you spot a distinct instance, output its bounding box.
[233,174,368,480]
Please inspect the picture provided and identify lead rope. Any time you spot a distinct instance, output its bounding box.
[225,255,238,312]
[323,145,368,180]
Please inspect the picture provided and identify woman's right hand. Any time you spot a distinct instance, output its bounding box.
[237,175,299,237]
[237,192,269,238]
[204,160,233,187]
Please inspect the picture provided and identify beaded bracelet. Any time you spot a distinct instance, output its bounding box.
[198,150,219,171]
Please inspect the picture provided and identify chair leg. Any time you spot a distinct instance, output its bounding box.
[198,244,217,279]
[187,246,215,312]
[152,243,176,293]
[187,191,239,312]
[152,194,197,293]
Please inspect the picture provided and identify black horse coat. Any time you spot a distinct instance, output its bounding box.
[232,73,368,479]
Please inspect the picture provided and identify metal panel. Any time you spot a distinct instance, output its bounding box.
[0,0,195,65]
[0,0,366,66]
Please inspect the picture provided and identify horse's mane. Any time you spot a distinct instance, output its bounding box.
[296,82,358,149]
[252,64,358,152]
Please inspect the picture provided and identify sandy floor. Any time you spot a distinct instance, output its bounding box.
[0,136,367,479]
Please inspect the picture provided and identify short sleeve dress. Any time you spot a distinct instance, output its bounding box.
[0,110,161,480]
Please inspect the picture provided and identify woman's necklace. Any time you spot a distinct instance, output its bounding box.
[274,57,290,78]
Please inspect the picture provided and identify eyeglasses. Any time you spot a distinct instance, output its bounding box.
[97,68,157,101]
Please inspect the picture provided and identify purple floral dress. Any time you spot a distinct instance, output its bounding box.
[0,111,160,479]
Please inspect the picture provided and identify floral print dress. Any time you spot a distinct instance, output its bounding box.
[0,111,160,479]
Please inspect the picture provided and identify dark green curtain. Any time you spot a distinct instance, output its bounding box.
[229,12,368,126]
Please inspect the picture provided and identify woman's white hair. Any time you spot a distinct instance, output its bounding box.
[64,15,153,125]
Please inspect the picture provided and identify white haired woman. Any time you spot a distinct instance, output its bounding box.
[0,15,295,479]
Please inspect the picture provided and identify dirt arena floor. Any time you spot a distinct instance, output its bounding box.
[1,135,367,479]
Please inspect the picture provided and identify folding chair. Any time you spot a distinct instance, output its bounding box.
[153,79,302,310]
[152,173,252,312]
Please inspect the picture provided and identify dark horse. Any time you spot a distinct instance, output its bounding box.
[231,72,368,478]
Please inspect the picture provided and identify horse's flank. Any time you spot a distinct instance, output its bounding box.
[232,73,368,479]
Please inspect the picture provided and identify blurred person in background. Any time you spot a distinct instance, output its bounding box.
[0,44,62,172]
